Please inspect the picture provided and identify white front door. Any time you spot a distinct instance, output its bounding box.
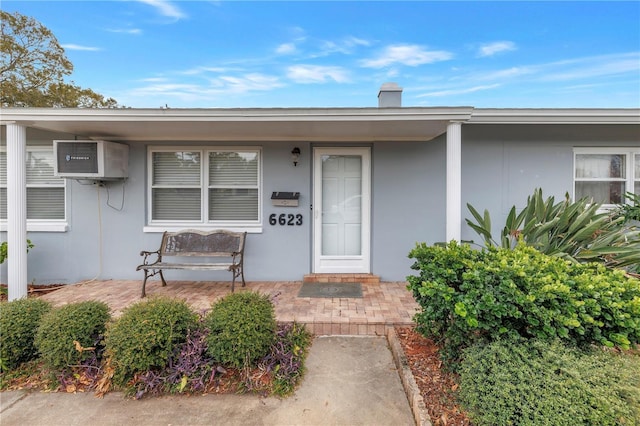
[313,147,371,273]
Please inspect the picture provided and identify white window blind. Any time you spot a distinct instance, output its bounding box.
[208,152,259,221]
[153,151,201,185]
[149,148,261,225]
[27,188,65,219]
[0,148,65,221]
[151,151,201,221]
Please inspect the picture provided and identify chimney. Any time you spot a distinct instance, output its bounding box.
[378,82,403,107]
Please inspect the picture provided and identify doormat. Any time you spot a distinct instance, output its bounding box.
[298,282,363,298]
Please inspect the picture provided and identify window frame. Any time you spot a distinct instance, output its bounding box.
[145,146,263,233]
[573,147,640,208]
[0,144,68,232]
[635,153,640,197]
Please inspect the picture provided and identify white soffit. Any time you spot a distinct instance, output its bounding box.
[0,107,474,142]
[2,107,638,141]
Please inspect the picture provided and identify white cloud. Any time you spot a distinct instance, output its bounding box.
[410,52,639,103]
[478,41,517,57]
[287,65,350,83]
[217,73,282,92]
[361,44,453,68]
[138,77,168,82]
[537,52,640,81]
[137,0,186,20]
[61,44,101,51]
[346,36,370,47]
[474,67,534,81]
[127,73,283,104]
[106,28,142,35]
[180,66,239,75]
[319,36,371,55]
[417,84,501,97]
[276,43,297,55]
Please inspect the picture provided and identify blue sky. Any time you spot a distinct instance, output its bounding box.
[4,1,640,108]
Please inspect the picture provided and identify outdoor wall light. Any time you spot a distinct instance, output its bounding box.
[291,147,301,166]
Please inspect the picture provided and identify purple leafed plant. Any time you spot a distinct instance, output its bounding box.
[57,333,105,390]
[134,324,226,399]
[260,322,311,396]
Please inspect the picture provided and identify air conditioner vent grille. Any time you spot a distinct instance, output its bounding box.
[56,142,99,174]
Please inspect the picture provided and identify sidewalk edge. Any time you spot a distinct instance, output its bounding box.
[387,328,432,426]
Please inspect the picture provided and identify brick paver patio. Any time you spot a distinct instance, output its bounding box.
[40,280,419,336]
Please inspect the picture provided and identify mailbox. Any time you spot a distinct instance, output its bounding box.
[271,191,300,207]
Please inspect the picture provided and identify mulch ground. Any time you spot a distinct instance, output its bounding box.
[0,284,65,302]
[396,327,471,425]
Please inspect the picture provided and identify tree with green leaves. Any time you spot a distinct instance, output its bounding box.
[1,10,119,108]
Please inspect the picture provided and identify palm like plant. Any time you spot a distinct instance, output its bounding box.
[466,188,640,269]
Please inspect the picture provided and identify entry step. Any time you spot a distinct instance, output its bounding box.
[303,273,381,284]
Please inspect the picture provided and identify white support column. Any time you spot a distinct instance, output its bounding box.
[446,122,462,242]
[6,123,28,301]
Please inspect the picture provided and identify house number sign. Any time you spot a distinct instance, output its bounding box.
[269,213,303,226]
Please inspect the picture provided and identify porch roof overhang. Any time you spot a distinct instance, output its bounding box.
[1,106,475,142]
[469,108,640,124]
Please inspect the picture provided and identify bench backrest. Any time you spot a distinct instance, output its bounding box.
[160,229,246,257]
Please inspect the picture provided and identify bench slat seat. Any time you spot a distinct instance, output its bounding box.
[147,262,235,271]
[136,229,246,297]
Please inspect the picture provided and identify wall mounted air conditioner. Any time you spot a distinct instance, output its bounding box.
[54,140,129,180]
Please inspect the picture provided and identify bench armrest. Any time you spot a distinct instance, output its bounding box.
[139,249,162,266]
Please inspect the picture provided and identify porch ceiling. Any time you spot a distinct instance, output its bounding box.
[1,107,474,142]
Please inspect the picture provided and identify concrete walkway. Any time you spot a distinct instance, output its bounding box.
[0,336,416,426]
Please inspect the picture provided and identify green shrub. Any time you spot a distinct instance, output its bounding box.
[407,242,640,366]
[0,239,34,264]
[34,301,110,371]
[105,297,197,386]
[459,339,640,425]
[205,291,276,369]
[616,191,640,223]
[0,298,51,371]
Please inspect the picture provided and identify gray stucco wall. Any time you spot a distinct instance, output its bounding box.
[371,138,446,280]
[1,123,638,285]
[460,124,640,244]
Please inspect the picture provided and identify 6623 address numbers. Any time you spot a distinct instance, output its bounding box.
[269,213,303,226]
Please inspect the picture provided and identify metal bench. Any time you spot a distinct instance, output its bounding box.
[136,229,246,298]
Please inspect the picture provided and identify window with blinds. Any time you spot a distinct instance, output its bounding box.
[574,148,640,206]
[0,148,65,221]
[149,148,261,224]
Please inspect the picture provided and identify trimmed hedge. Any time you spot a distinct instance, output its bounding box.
[0,298,52,371]
[105,297,198,386]
[205,291,276,369]
[407,242,640,365]
[34,301,110,371]
[459,339,640,425]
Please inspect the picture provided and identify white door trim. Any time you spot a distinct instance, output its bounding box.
[313,147,371,273]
